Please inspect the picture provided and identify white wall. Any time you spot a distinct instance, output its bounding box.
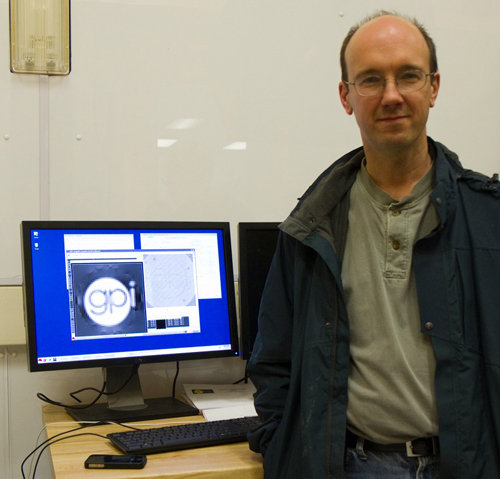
[2,1,500,478]
[3,0,499,284]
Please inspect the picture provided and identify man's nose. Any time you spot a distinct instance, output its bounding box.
[381,78,403,102]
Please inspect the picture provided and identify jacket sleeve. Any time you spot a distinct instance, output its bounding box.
[247,231,295,456]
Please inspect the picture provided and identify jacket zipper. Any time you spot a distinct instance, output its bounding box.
[325,287,340,478]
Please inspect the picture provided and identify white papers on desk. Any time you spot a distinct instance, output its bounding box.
[183,383,257,421]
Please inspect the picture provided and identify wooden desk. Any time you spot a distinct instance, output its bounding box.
[42,405,264,479]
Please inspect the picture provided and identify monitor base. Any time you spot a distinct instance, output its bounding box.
[65,397,199,424]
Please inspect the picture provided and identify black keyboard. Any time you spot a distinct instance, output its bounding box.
[107,416,262,455]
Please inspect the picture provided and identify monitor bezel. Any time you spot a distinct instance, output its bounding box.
[21,220,240,373]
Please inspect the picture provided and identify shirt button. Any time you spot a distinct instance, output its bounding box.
[391,240,400,250]
[425,322,434,331]
[391,210,401,217]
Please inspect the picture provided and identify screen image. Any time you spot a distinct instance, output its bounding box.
[21,221,239,422]
[71,261,149,339]
[67,247,201,344]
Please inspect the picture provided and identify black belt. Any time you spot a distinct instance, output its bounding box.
[345,430,439,457]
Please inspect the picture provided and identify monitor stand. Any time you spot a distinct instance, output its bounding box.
[65,365,199,424]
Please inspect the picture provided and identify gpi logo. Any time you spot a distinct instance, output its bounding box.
[83,277,136,327]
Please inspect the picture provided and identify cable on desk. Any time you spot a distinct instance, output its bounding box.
[23,424,83,479]
[233,359,250,384]
[22,428,107,479]
[25,417,206,479]
[171,360,180,397]
[35,364,140,410]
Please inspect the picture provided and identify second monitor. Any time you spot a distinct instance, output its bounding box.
[238,222,280,361]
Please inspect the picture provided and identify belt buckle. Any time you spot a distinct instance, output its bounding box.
[405,440,422,457]
[405,437,438,457]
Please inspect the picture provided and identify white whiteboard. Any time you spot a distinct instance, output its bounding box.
[1,0,500,283]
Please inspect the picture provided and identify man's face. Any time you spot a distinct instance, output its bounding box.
[339,16,440,156]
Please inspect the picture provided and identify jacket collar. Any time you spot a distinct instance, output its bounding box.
[281,138,462,241]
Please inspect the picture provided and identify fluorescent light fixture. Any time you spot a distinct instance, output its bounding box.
[167,119,202,130]
[9,0,71,75]
[223,142,247,150]
[157,139,178,148]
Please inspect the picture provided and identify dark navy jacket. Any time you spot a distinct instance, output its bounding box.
[248,139,500,478]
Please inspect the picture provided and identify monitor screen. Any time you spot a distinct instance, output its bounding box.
[237,222,280,360]
[21,220,239,422]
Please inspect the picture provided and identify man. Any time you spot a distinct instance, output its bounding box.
[247,10,500,479]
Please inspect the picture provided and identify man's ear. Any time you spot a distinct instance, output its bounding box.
[429,71,440,108]
[339,81,353,115]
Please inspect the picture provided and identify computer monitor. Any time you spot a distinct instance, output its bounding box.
[21,220,239,423]
[237,222,280,360]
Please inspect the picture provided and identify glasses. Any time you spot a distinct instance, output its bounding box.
[345,69,435,97]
